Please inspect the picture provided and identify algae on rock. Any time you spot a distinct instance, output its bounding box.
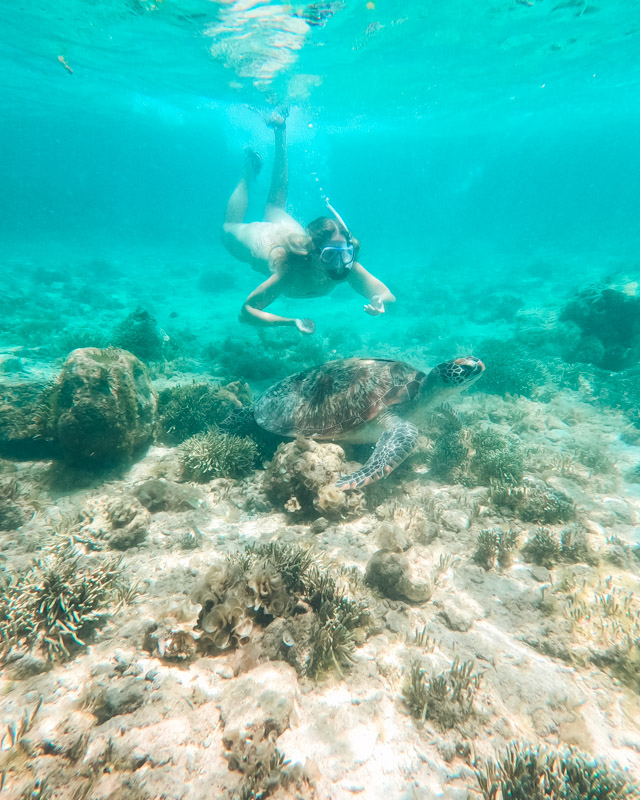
[39,347,156,466]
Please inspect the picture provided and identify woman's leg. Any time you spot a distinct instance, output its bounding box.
[266,117,288,211]
[224,149,262,224]
[264,113,301,228]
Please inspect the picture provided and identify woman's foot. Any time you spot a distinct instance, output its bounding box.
[243,147,263,180]
[266,107,289,130]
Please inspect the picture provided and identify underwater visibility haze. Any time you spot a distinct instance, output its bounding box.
[1,1,640,798]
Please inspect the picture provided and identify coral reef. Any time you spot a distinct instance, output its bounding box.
[80,494,150,550]
[0,478,30,531]
[262,438,365,518]
[402,657,481,730]
[560,281,640,371]
[491,478,575,524]
[425,408,470,484]
[179,430,258,481]
[206,328,329,382]
[226,731,300,800]
[156,380,251,445]
[469,429,525,485]
[474,528,518,570]
[523,527,560,567]
[535,574,640,691]
[181,541,370,677]
[475,742,640,800]
[0,549,124,661]
[111,307,165,362]
[426,413,525,489]
[39,347,156,466]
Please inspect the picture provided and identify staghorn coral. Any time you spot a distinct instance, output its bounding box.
[402,657,481,730]
[156,380,251,445]
[469,429,525,486]
[263,438,365,519]
[475,742,640,800]
[491,478,575,524]
[0,550,124,661]
[179,429,258,482]
[225,728,309,800]
[523,527,561,568]
[474,528,518,570]
[522,525,590,570]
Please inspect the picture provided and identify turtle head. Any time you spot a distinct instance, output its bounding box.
[421,356,485,405]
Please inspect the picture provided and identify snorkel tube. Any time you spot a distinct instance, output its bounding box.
[325,198,350,237]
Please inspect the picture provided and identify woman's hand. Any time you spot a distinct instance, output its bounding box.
[295,318,316,334]
[364,295,385,316]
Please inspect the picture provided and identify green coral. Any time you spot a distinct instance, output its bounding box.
[427,421,470,483]
[474,528,518,570]
[523,527,561,568]
[179,430,258,481]
[0,550,124,661]
[491,479,575,524]
[475,742,640,800]
[112,307,164,362]
[519,485,575,524]
[156,381,251,445]
[402,657,481,730]
[470,429,525,485]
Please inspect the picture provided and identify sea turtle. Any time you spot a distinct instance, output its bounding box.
[229,356,485,489]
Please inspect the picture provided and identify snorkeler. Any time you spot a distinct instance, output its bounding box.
[221,113,395,334]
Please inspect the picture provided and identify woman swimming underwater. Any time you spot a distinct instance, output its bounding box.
[221,113,396,335]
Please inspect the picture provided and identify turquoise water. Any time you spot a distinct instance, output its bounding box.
[2,2,640,798]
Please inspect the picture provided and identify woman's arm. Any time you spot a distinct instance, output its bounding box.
[240,273,315,333]
[347,262,396,315]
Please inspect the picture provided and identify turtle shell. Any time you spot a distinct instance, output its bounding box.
[254,358,426,438]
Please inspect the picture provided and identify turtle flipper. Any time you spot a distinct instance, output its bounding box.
[336,420,419,489]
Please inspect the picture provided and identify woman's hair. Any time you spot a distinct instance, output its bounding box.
[271,216,360,272]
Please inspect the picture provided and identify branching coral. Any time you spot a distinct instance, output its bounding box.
[0,550,124,661]
[226,729,306,800]
[475,742,640,800]
[523,525,591,568]
[156,381,251,445]
[187,542,370,678]
[490,478,575,524]
[474,528,518,570]
[179,430,258,481]
[523,527,561,568]
[469,429,525,485]
[541,575,640,691]
[402,657,481,730]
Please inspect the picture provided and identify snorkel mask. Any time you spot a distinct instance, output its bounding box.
[323,199,355,280]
